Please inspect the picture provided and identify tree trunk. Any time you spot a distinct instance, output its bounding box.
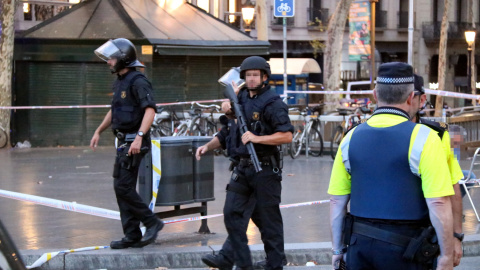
[434,0,450,117]
[255,0,268,41]
[0,0,15,147]
[324,0,354,112]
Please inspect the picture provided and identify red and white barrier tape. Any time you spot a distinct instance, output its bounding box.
[2,88,479,111]
[0,188,329,268]
[0,99,227,110]
[285,89,480,100]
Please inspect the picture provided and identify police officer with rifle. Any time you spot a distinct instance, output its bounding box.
[90,38,164,249]
[196,56,294,270]
[328,62,454,270]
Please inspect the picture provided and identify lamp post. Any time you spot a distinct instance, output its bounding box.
[242,6,255,36]
[465,30,476,104]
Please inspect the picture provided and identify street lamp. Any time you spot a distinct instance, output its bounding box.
[465,30,476,103]
[241,6,255,36]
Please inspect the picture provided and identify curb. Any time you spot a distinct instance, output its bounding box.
[20,235,480,270]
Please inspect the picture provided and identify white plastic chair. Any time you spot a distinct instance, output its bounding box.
[459,147,480,222]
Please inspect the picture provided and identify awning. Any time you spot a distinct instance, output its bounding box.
[268,58,321,75]
[20,0,270,56]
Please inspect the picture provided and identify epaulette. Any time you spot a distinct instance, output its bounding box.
[419,118,447,139]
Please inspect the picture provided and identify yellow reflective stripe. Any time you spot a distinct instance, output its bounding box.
[340,127,355,174]
[153,166,161,176]
[152,191,157,198]
[47,253,52,261]
[151,140,161,149]
[409,125,431,177]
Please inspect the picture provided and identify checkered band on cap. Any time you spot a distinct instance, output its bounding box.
[377,76,415,84]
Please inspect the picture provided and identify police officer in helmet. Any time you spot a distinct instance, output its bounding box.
[196,56,294,270]
[328,62,454,270]
[90,38,164,249]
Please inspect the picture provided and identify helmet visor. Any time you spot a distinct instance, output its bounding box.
[218,67,245,88]
[94,40,120,62]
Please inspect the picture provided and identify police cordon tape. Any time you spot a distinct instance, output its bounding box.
[285,89,480,100]
[26,246,109,269]
[0,99,229,110]
[0,188,329,268]
[0,89,478,111]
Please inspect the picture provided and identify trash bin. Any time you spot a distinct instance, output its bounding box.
[191,136,215,202]
[139,136,215,206]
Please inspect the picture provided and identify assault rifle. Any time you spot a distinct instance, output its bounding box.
[223,84,262,173]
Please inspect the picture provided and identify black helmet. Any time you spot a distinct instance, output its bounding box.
[94,38,145,73]
[239,56,271,79]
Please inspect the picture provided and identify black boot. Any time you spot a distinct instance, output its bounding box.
[110,237,142,249]
[140,219,164,246]
[201,254,234,270]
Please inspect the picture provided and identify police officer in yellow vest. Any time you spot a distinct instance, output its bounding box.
[328,62,454,270]
[411,74,464,267]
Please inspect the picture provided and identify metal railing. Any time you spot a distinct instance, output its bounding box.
[398,11,408,29]
[307,8,329,29]
[422,21,478,42]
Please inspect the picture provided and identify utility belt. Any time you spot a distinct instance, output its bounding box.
[343,214,439,264]
[114,130,138,142]
[229,153,282,173]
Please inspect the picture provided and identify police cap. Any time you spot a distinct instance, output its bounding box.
[376,62,414,85]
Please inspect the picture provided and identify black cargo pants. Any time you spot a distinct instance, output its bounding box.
[223,162,285,270]
[113,143,157,240]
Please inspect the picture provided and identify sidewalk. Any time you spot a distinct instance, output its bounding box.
[0,147,479,269]
[19,235,480,270]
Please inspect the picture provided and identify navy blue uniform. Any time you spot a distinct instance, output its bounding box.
[215,85,294,270]
[111,69,158,241]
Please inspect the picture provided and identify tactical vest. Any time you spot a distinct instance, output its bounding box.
[341,121,432,221]
[111,70,146,132]
[227,86,280,158]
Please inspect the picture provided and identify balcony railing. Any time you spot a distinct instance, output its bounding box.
[422,21,479,42]
[270,5,294,29]
[376,10,387,28]
[307,8,329,29]
[271,16,295,28]
[398,11,416,29]
[398,11,408,28]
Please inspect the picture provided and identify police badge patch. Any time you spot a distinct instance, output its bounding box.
[253,112,260,121]
[121,91,126,99]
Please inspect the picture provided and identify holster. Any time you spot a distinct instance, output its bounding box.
[403,226,439,263]
[273,150,283,170]
[342,213,354,246]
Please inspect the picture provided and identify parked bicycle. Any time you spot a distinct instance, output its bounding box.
[329,105,372,159]
[150,107,173,137]
[189,102,221,136]
[289,105,324,159]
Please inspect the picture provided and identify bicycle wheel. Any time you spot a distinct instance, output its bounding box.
[190,124,203,136]
[330,126,344,160]
[307,127,324,157]
[289,131,303,159]
[0,128,7,148]
[157,119,172,136]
